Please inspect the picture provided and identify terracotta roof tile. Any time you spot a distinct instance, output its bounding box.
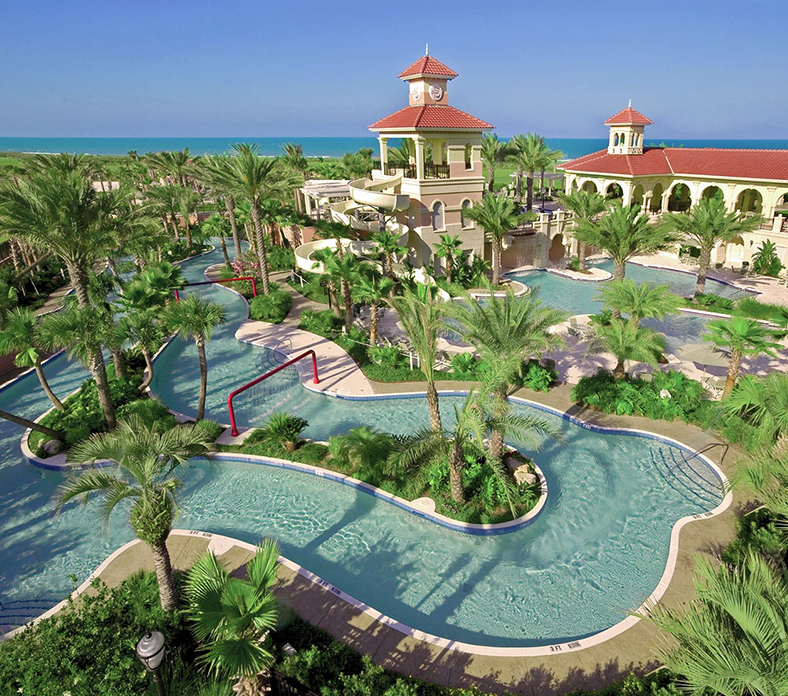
[369,105,493,131]
[560,147,788,182]
[604,107,653,126]
[398,56,458,80]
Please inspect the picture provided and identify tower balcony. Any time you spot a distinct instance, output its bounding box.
[384,162,451,180]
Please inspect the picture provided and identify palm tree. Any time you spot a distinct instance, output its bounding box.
[555,188,609,271]
[661,197,761,296]
[258,412,308,453]
[326,254,359,332]
[387,391,555,507]
[642,552,788,696]
[196,155,244,257]
[0,307,64,411]
[725,373,788,445]
[0,160,123,426]
[704,317,783,398]
[434,234,462,284]
[145,184,184,240]
[371,229,407,279]
[509,133,561,210]
[311,247,342,318]
[281,142,310,182]
[480,133,508,192]
[228,144,297,294]
[575,204,680,284]
[388,284,445,432]
[355,268,394,346]
[202,213,232,267]
[185,539,279,694]
[177,186,200,250]
[62,416,215,611]
[461,195,526,286]
[590,319,665,379]
[120,310,165,391]
[595,279,680,327]
[164,294,227,420]
[447,284,565,459]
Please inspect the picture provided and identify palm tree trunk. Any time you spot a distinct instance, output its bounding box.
[491,239,502,287]
[148,539,179,611]
[140,348,154,391]
[490,388,507,463]
[250,201,271,294]
[723,350,742,399]
[35,360,64,411]
[369,300,379,347]
[515,167,523,202]
[219,235,231,268]
[486,167,494,192]
[9,240,21,274]
[106,256,121,283]
[446,254,453,284]
[327,280,341,319]
[385,251,395,280]
[196,337,208,420]
[613,358,626,380]
[186,225,192,250]
[111,347,126,380]
[342,279,353,332]
[426,381,442,432]
[171,214,180,241]
[449,443,466,503]
[577,241,587,272]
[611,260,626,320]
[696,247,711,297]
[0,407,63,439]
[526,176,534,212]
[225,195,242,258]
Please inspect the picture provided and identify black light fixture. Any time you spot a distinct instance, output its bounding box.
[136,631,166,696]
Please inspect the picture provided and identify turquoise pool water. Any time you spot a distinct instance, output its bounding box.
[0,243,725,647]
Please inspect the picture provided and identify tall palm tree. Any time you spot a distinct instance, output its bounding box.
[201,213,232,267]
[595,279,680,327]
[324,253,359,332]
[228,143,297,294]
[196,155,243,257]
[145,183,184,240]
[435,234,462,284]
[62,416,215,611]
[120,310,165,391]
[0,161,123,426]
[589,319,665,379]
[388,284,445,432]
[371,229,407,279]
[147,148,193,187]
[661,197,762,297]
[480,133,508,192]
[461,195,526,286]
[704,317,782,398]
[642,552,788,696]
[448,284,565,459]
[0,307,64,411]
[185,540,279,694]
[177,186,200,250]
[164,294,227,420]
[281,142,310,182]
[725,373,788,445]
[311,247,342,318]
[509,133,561,210]
[355,268,394,346]
[555,188,609,271]
[387,391,555,507]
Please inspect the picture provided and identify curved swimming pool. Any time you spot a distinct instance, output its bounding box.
[0,244,727,649]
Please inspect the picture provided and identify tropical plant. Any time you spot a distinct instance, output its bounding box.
[388,284,445,432]
[340,148,374,180]
[555,188,609,271]
[281,142,310,182]
[185,540,279,694]
[508,133,561,209]
[323,248,359,332]
[751,239,784,277]
[0,307,64,410]
[120,310,165,391]
[574,204,680,285]
[480,133,508,192]
[145,183,185,240]
[589,319,665,379]
[371,229,407,279]
[704,316,782,398]
[595,279,680,326]
[258,412,308,452]
[642,551,788,696]
[62,416,215,610]
[460,195,527,285]
[202,213,232,267]
[725,373,788,445]
[355,267,394,346]
[661,197,762,296]
[196,155,244,256]
[434,234,462,284]
[328,426,395,473]
[164,293,227,420]
[447,284,565,460]
[311,247,342,318]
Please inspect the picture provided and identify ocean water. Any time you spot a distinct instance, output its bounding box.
[1,137,787,159]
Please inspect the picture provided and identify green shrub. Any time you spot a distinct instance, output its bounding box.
[299,309,341,336]
[693,293,734,312]
[288,271,330,304]
[368,345,405,369]
[117,398,177,431]
[256,412,309,452]
[450,352,478,377]
[722,508,785,566]
[192,419,225,442]
[520,359,557,392]
[248,289,292,323]
[734,296,787,323]
[268,245,295,271]
[222,432,328,466]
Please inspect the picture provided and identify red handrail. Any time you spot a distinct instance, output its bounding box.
[227,349,319,436]
[174,276,257,301]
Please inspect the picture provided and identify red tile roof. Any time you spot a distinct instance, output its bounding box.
[369,105,493,131]
[604,107,653,126]
[398,56,458,80]
[561,147,788,182]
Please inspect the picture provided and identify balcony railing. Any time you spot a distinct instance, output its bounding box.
[384,162,450,180]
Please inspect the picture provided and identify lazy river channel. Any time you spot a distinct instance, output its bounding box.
[0,243,726,648]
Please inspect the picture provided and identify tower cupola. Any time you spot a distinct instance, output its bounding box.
[604,102,653,155]
[398,46,457,107]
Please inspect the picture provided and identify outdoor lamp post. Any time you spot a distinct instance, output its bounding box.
[136,631,166,696]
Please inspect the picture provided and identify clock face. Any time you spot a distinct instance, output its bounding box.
[429,85,443,101]
[410,85,420,101]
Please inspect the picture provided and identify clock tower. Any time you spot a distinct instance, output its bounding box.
[402,46,454,107]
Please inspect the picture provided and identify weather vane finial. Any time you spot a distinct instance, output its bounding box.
[425,42,429,56]
[628,97,632,108]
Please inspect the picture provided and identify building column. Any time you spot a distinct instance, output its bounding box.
[414,137,426,180]
[379,137,389,171]
[304,194,313,216]
[661,190,670,213]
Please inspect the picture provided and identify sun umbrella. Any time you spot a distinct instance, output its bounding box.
[676,342,729,368]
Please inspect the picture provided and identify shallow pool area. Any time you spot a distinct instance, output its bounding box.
[0,243,728,648]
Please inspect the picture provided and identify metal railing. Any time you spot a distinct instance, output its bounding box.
[384,162,450,180]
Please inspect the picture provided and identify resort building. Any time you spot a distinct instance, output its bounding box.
[559,106,788,267]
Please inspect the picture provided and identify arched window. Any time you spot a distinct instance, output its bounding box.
[431,201,444,231]
[461,199,472,228]
[464,144,473,169]
[614,133,619,146]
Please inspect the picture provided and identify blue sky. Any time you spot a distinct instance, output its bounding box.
[1,0,786,138]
